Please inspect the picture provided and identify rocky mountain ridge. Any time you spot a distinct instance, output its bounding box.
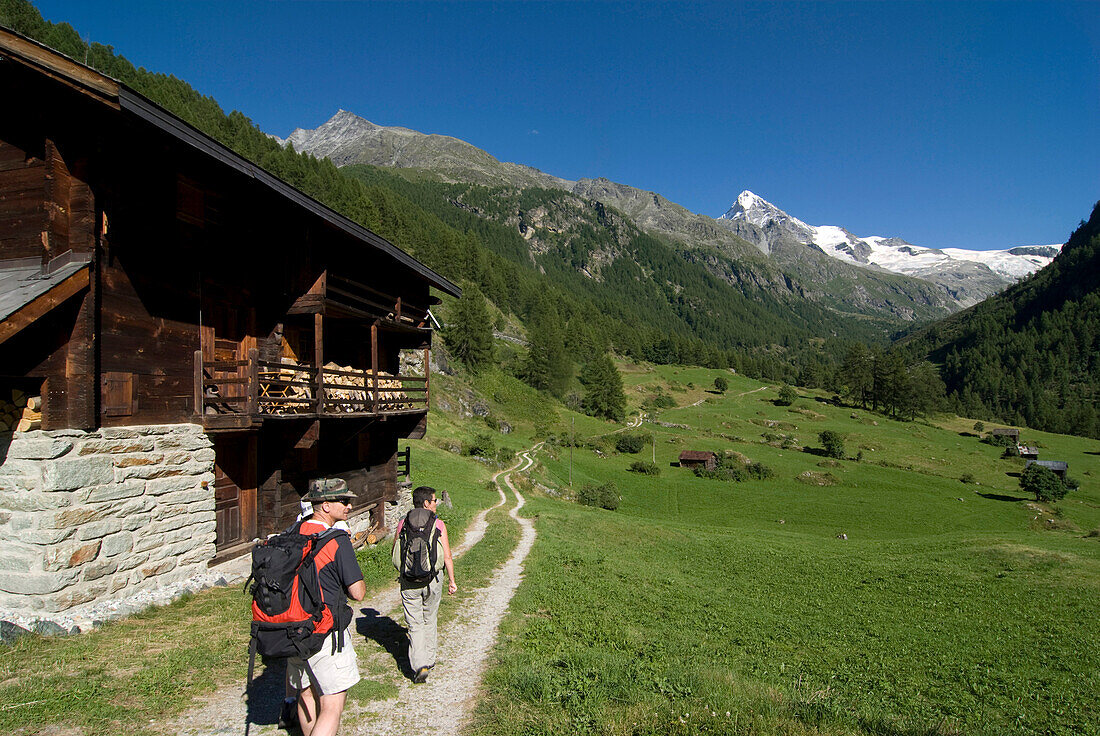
[278,110,1050,315]
[278,110,573,190]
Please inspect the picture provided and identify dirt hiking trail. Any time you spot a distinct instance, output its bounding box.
[161,444,541,736]
[347,444,540,734]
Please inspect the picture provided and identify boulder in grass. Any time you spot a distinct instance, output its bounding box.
[31,620,68,637]
[0,620,32,644]
[796,471,838,486]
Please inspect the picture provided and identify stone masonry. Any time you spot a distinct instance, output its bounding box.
[385,481,414,537]
[0,424,216,615]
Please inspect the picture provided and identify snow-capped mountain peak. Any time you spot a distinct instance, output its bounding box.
[722,190,811,232]
[715,190,1060,306]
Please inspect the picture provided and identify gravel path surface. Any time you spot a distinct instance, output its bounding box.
[348,444,539,735]
[158,446,540,736]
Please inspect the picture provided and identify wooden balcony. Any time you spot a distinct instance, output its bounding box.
[194,349,429,430]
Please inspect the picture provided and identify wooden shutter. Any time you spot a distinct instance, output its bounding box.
[102,371,134,417]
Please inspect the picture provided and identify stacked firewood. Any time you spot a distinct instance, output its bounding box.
[0,390,42,432]
[257,358,313,415]
[322,363,410,412]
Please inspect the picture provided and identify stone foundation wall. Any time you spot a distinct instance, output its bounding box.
[0,424,216,615]
[385,481,414,538]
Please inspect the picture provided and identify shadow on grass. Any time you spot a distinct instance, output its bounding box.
[244,655,286,733]
[958,431,979,437]
[1005,471,1023,479]
[855,713,963,736]
[357,607,414,681]
[977,491,1026,502]
[801,447,831,457]
[1085,450,1100,456]
[789,701,957,736]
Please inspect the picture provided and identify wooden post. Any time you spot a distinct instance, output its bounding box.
[193,350,204,416]
[246,348,259,417]
[314,313,324,415]
[371,322,380,413]
[424,347,430,409]
[395,297,402,322]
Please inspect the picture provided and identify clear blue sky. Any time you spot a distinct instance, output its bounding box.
[32,1,1100,250]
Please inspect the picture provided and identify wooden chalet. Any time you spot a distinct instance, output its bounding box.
[991,428,1020,440]
[0,28,459,561]
[1026,460,1068,480]
[679,450,717,471]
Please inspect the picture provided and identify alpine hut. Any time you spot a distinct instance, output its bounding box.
[0,27,459,618]
[679,450,717,471]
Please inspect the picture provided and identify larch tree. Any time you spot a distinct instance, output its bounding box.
[580,353,626,422]
[443,284,493,372]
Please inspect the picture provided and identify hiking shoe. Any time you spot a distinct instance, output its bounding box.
[414,666,430,683]
[278,699,298,730]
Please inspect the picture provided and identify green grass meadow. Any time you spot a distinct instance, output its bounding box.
[0,362,1097,735]
[469,366,1100,736]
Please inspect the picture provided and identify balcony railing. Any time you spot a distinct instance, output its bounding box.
[195,349,429,422]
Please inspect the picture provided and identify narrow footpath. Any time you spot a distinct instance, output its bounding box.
[347,444,540,734]
[161,444,541,736]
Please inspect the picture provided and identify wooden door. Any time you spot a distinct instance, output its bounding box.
[213,435,257,550]
[201,301,257,413]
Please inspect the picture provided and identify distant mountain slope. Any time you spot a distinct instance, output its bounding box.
[718,190,1059,307]
[897,201,1100,438]
[342,165,901,354]
[284,111,958,324]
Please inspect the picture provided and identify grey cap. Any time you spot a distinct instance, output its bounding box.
[304,477,356,501]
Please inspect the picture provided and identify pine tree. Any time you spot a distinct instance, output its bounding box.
[580,353,626,422]
[443,284,493,371]
[521,316,570,395]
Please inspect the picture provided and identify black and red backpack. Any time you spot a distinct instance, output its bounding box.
[244,519,348,688]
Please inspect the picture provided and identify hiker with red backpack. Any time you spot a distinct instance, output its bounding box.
[392,485,456,683]
[248,478,365,736]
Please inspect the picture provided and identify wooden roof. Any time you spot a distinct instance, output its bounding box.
[0,252,92,346]
[0,26,460,298]
[1028,460,1068,472]
[679,450,716,461]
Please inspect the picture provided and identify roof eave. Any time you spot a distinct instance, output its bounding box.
[0,26,460,299]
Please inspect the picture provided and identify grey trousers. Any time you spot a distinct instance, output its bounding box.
[401,574,442,672]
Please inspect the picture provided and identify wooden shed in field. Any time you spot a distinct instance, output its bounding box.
[991,428,1020,441]
[1026,460,1068,479]
[0,27,459,615]
[679,450,717,471]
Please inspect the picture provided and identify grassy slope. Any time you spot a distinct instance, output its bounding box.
[471,366,1100,736]
[1,363,1097,735]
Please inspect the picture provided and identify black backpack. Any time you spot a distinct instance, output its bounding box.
[244,521,348,691]
[398,508,441,584]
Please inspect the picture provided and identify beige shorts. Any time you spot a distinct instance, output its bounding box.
[287,627,360,695]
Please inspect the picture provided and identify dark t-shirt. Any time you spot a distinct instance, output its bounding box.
[300,518,363,628]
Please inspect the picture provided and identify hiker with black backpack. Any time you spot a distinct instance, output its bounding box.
[391,485,456,683]
[248,478,365,736]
